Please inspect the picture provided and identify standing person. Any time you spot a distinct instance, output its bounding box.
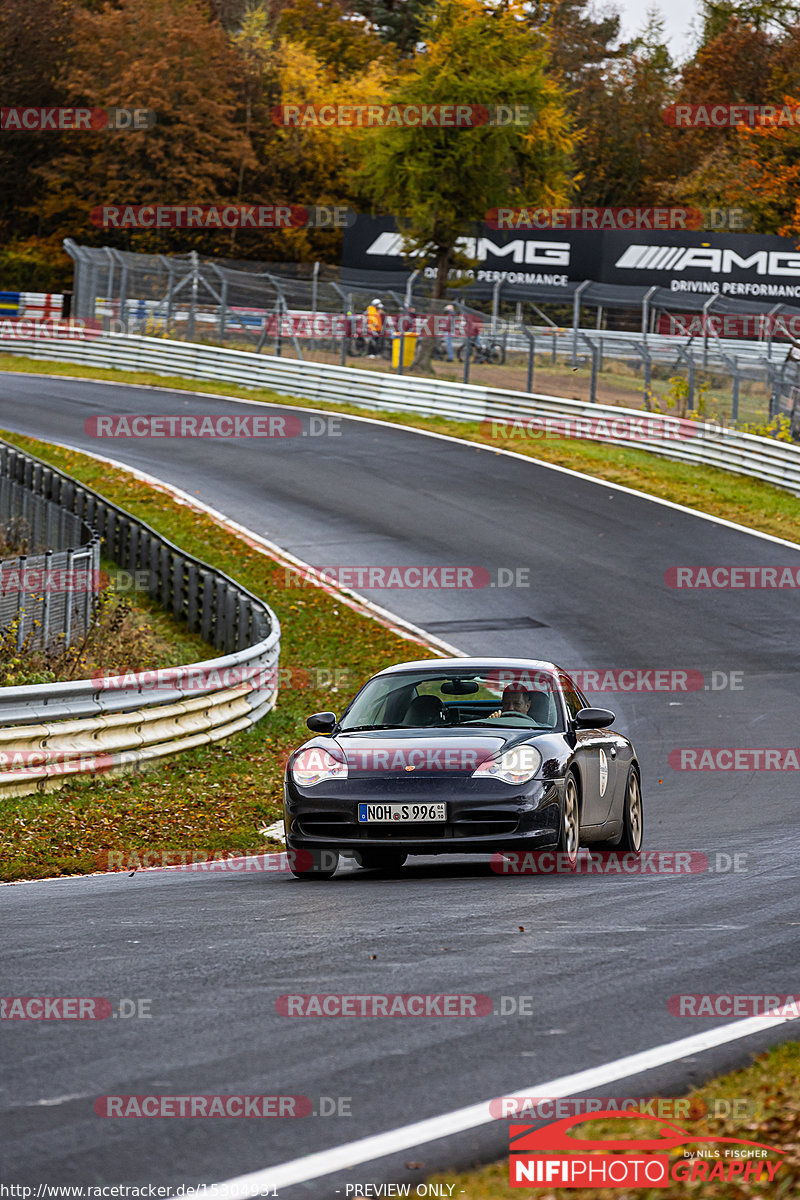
[443,304,456,361]
[366,298,384,357]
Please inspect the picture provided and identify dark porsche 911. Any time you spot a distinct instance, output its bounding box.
[282,658,643,879]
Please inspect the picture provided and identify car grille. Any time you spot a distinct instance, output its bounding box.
[296,812,520,839]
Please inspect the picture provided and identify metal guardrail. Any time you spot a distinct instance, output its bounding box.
[0,439,280,796]
[3,332,800,496]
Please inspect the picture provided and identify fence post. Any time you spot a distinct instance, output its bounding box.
[63,549,73,648]
[41,549,52,649]
[572,281,589,367]
[731,360,740,422]
[526,332,535,393]
[15,554,27,651]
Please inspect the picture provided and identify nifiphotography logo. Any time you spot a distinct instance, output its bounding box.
[508,1111,786,1188]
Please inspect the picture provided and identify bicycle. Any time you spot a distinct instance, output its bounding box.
[457,336,505,365]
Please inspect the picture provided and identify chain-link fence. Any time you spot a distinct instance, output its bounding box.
[61,241,800,430]
[0,472,100,651]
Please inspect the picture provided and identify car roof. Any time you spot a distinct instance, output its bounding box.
[373,657,565,677]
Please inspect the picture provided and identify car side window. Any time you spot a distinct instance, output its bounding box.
[558,675,583,722]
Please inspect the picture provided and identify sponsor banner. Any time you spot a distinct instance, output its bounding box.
[669,994,800,1018]
[663,102,800,128]
[670,748,800,769]
[270,103,534,128]
[276,994,493,1016]
[94,1095,311,1117]
[343,216,800,299]
[665,566,800,588]
[1,107,156,131]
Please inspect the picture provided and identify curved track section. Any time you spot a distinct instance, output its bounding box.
[1,371,799,1194]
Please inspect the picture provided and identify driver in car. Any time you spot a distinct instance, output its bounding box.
[489,687,533,720]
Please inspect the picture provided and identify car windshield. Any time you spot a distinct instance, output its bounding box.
[339,668,563,732]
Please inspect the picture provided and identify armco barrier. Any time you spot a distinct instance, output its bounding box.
[2,333,800,495]
[0,439,280,797]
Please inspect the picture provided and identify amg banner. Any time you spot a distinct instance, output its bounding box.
[342,216,800,301]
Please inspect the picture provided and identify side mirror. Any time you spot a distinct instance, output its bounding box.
[306,711,337,734]
[574,707,615,729]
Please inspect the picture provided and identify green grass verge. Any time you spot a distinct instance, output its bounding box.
[2,351,798,546]
[0,427,435,882]
[424,1041,800,1198]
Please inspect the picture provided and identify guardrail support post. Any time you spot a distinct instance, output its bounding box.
[526,332,535,393]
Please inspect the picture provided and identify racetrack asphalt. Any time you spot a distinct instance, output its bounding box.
[1,371,798,1195]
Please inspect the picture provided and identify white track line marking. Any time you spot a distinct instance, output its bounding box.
[211,1010,799,1196]
[4,367,800,551]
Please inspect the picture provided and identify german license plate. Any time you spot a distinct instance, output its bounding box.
[358,802,446,823]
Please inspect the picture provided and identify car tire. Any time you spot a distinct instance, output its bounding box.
[617,766,643,854]
[356,850,408,871]
[557,772,580,870]
[289,849,338,880]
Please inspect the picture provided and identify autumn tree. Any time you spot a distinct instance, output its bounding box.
[529,0,630,205]
[226,4,391,260]
[278,0,386,78]
[349,0,438,55]
[549,10,678,206]
[354,0,573,299]
[36,0,255,253]
[0,0,72,245]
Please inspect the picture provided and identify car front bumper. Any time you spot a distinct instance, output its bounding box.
[283,776,563,855]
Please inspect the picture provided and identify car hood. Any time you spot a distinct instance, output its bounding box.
[331,727,534,778]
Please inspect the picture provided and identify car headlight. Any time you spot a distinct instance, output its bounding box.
[472,745,542,785]
[291,747,348,787]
